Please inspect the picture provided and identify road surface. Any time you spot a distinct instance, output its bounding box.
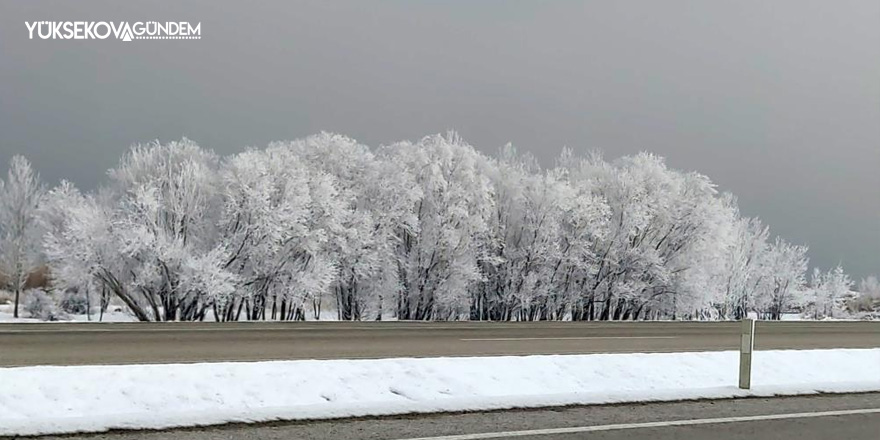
[28,393,880,440]
[1,321,878,366]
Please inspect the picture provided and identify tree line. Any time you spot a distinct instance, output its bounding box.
[0,132,863,321]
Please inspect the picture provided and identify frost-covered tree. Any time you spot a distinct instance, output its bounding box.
[562,152,733,320]
[859,276,880,297]
[41,181,100,319]
[479,147,563,320]
[109,139,235,321]
[476,146,612,321]
[718,215,770,319]
[810,265,852,318]
[860,276,880,297]
[44,140,236,321]
[534,150,613,321]
[218,141,344,321]
[268,133,421,320]
[756,238,808,320]
[0,156,45,318]
[384,133,495,320]
[850,275,880,313]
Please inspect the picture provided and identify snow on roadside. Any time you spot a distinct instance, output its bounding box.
[1,349,878,436]
[0,303,136,323]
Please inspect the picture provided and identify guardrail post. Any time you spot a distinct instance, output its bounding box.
[739,318,755,389]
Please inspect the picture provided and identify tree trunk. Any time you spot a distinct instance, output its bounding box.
[13,287,20,318]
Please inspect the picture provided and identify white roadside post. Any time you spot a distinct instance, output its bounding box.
[739,318,756,389]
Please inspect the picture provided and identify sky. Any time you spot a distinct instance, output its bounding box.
[0,1,878,278]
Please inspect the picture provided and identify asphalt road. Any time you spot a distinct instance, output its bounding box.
[1,321,878,367]
[26,393,880,440]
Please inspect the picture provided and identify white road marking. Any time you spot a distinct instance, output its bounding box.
[392,408,880,440]
[460,336,678,341]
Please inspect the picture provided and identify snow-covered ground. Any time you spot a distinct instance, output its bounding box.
[0,302,345,323]
[1,349,878,436]
[0,303,136,323]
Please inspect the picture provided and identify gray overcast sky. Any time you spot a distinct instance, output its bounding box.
[0,1,878,278]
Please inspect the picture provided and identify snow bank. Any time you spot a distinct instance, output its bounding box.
[1,349,878,436]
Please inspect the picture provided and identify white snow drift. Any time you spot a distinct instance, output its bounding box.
[2,349,878,436]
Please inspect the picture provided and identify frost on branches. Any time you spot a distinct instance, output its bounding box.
[5,132,852,321]
[0,156,45,318]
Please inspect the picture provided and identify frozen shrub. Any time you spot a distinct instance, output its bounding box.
[23,289,67,321]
